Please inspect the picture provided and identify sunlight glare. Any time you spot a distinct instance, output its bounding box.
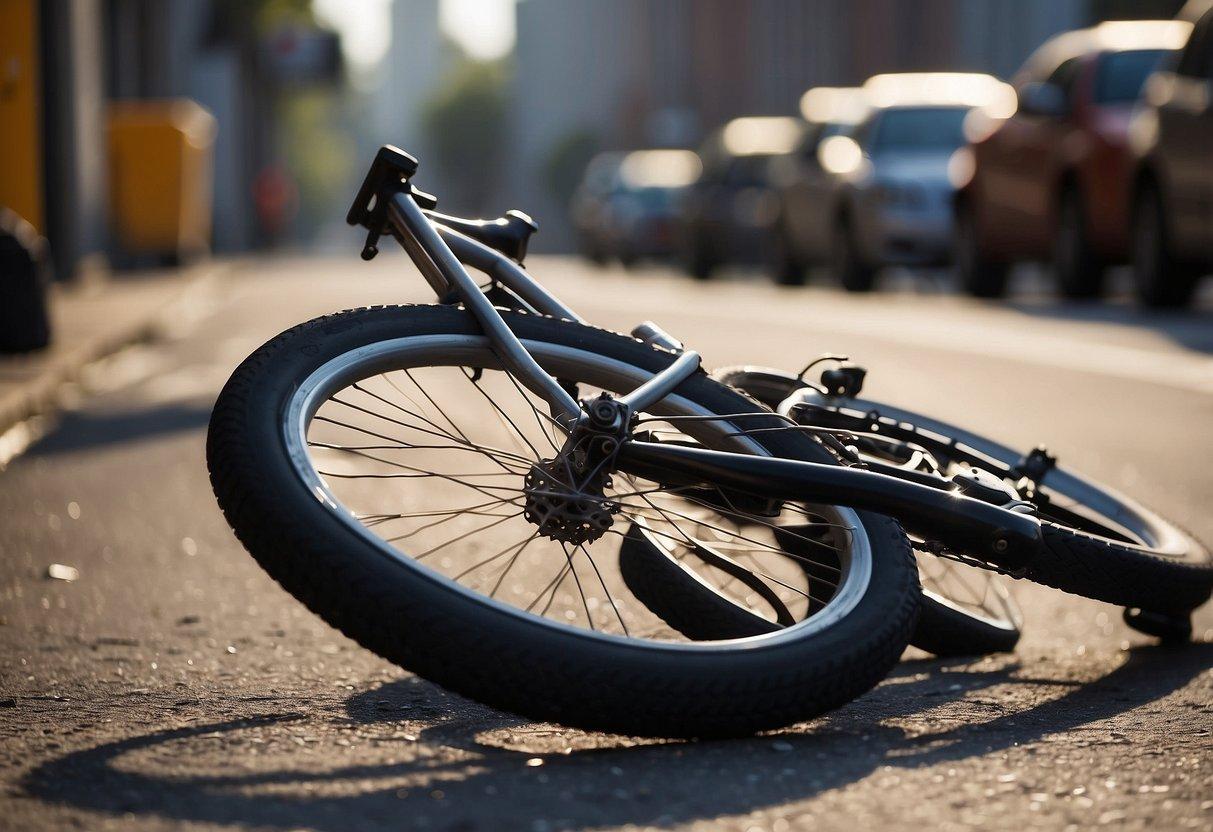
[440,0,517,61]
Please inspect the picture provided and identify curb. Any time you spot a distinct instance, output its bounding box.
[0,263,225,446]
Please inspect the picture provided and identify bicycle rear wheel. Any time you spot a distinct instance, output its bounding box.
[713,366,1023,655]
[796,392,1212,620]
[713,364,1211,630]
[207,306,919,737]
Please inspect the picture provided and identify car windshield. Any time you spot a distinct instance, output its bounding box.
[719,155,773,188]
[615,186,681,211]
[868,107,969,154]
[1094,49,1170,104]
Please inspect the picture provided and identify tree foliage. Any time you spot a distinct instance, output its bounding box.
[420,59,509,212]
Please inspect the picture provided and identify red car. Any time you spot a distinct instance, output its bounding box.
[954,20,1191,298]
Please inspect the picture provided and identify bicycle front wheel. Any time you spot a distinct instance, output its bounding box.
[207,305,919,738]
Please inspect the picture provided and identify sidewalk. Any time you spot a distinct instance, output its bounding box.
[0,264,223,459]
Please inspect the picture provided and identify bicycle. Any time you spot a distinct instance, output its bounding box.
[207,147,1212,738]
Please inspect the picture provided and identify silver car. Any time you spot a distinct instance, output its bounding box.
[777,74,1014,291]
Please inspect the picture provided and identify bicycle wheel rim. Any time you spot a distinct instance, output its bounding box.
[281,333,874,651]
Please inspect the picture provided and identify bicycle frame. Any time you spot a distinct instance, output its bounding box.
[382,188,1045,573]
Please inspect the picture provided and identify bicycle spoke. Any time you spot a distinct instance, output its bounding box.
[384,504,522,544]
[500,366,562,451]
[451,528,538,580]
[462,368,544,459]
[314,443,529,501]
[365,496,520,521]
[489,532,541,598]
[314,413,533,467]
[559,542,595,631]
[354,380,467,445]
[329,395,534,466]
[413,512,527,562]
[577,543,629,636]
[402,368,476,446]
[526,561,573,615]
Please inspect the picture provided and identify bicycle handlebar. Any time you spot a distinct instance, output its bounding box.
[348,145,537,264]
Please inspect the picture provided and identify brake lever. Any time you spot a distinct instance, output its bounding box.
[359,186,438,262]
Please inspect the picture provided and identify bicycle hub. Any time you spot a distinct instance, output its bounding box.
[521,394,631,546]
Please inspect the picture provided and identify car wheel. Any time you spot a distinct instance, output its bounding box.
[1053,187,1105,299]
[1132,181,1199,309]
[832,217,876,293]
[684,235,716,280]
[769,225,807,286]
[580,237,609,267]
[954,199,1009,298]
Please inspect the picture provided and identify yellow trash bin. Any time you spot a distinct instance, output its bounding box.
[107,99,218,259]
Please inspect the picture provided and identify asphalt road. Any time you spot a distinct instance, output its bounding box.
[2,255,1211,832]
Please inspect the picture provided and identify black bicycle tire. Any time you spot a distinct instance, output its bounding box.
[207,305,920,738]
[714,366,1213,615]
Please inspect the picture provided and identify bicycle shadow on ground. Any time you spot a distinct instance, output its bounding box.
[20,644,1212,831]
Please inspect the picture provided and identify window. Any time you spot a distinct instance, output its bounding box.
[867,107,969,154]
[1094,49,1170,103]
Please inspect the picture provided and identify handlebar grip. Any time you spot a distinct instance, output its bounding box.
[426,209,538,263]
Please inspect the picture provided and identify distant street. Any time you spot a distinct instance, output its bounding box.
[2,254,1211,832]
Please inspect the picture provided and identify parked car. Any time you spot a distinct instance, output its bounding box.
[1129,0,1213,307]
[680,116,804,279]
[767,87,870,285]
[571,152,624,264]
[954,20,1190,298]
[777,73,1014,292]
[571,150,701,267]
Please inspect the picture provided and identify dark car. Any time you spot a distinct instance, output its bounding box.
[680,116,804,279]
[1129,0,1213,307]
[571,150,701,267]
[954,20,1189,299]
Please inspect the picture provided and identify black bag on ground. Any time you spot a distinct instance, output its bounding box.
[0,207,52,353]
